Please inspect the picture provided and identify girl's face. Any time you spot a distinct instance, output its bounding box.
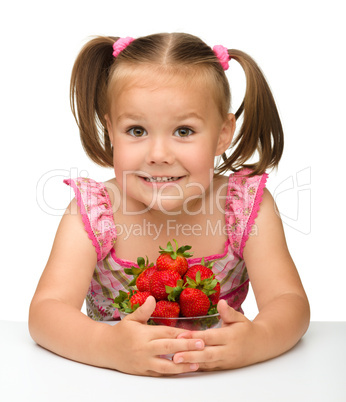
[106,71,234,214]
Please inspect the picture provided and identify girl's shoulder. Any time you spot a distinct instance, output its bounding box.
[64,177,117,261]
[227,168,268,189]
[63,176,120,211]
[213,168,268,206]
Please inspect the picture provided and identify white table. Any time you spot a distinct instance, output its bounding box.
[1,321,345,402]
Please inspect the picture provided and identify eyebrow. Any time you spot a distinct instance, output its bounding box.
[116,112,205,123]
[116,113,144,123]
[176,112,205,122]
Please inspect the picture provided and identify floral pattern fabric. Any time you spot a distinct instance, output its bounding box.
[64,168,268,321]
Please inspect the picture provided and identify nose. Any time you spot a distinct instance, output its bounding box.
[145,136,174,165]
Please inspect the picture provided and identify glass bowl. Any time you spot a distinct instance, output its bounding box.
[119,311,221,331]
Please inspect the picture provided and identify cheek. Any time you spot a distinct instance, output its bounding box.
[186,153,215,191]
[112,139,132,166]
[112,147,128,182]
[188,142,216,169]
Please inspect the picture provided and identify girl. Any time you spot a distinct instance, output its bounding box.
[29,33,310,376]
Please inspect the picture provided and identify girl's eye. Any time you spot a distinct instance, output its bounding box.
[174,127,194,137]
[127,127,147,137]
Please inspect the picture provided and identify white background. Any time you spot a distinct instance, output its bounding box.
[1,0,345,322]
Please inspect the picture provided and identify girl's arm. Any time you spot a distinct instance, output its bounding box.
[241,188,310,360]
[174,188,310,370]
[29,199,203,376]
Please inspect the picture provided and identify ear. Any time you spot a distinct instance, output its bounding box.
[105,114,114,146]
[215,113,235,156]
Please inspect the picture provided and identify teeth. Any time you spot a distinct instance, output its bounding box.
[144,176,180,182]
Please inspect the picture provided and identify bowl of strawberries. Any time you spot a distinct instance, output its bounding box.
[113,240,222,330]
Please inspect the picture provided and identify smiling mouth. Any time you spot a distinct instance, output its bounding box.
[142,176,183,183]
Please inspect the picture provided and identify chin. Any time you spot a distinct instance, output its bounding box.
[148,200,185,215]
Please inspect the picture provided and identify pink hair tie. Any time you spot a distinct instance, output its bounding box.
[112,37,135,58]
[213,45,230,70]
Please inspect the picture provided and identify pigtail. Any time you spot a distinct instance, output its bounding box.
[70,36,118,167]
[219,49,284,176]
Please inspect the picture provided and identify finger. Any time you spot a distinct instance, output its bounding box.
[180,327,221,341]
[148,357,199,376]
[127,295,156,324]
[173,345,222,365]
[152,338,204,356]
[176,331,193,340]
[217,300,246,325]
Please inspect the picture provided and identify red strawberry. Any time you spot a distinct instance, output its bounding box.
[136,266,157,292]
[129,291,151,309]
[209,282,221,305]
[149,270,182,300]
[156,239,193,276]
[152,300,180,327]
[179,288,211,317]
[124,256,155,289]
[183,264,213,283]
[183,261,220,304]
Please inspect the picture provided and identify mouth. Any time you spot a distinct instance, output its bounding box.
[142,176,183,183]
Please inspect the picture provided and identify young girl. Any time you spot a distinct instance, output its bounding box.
[29,33,310,376]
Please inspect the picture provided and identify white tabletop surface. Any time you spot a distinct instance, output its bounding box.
[1,321,345,402]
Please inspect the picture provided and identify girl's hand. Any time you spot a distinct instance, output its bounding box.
[173,299,261,371]
[110,296,205,376]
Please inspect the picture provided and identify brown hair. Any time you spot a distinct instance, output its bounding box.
[70,33,283,175]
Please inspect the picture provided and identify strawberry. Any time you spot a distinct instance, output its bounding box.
[183,264,213,283]
[112,289,148,313]
[209,282,221,305]
[136,266,157,292]
[179,288,211,317]
[149,270,182,300]
[151,300,180,327]
[124,256,155,289]
[156,239,193,276]
[183,258,218,282]
[183,261,220,303]
[129,291,151,309]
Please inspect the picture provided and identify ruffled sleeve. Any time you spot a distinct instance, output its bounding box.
[64,178,117,261]
[225,168,268,259]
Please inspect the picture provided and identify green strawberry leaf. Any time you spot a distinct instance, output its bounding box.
[159,241,174,254]
[201,277,218,296]
[195,271,201,285]
[177,244,193,258]
[185,276,197,288]
[112,290,133,312]
[124,267,142,276]
[208,305,218,315]
[128,278,137,287]
[113,290,129,304]
[159,239,193,259]
[166,279,184,301]
[131,303,140,311]
[124,257,154,289]
[203,278,217,290]
[200,258,215,269]
[202,288,216,296]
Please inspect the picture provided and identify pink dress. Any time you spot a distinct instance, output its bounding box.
[64,168,268,321]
